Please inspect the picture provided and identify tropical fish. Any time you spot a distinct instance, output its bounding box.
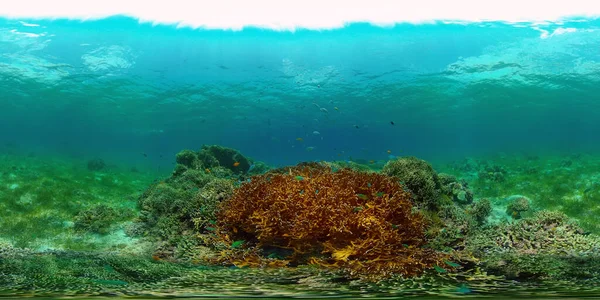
[295,176,304,181]
[306,146,315,151]
[387,150,392,154]
[334,107,339,110]
[369,160,375,164]
[296,137,304,142]
[313,131,320,135]
[231,240,244,249]
[357,194,369,200]
[205,168,211,173]
[233,162,240,167]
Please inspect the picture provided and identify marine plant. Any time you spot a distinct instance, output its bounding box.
[214,163,447,280]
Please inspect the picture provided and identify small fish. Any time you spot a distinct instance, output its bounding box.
[233,162,240,167]
[142,153,148,157]
[320,107,329,113]
[296,137,304,142]
[354,125,359,129]
[231,240,244,249]
[334,107,339,110]
[306,146,315,151]
[456,284,472,294]
[295,176,304,181]
[205,168,211,173]
[390,121,395,125]
[434,265,447,273]
[357,194,368,200]
[444,260,461,268]
[387,150,392,154]
[313,131,320,135]
[369,160,375,164]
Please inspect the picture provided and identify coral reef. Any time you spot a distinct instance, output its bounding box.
[466,210,600,280]
[381,157,441,209]
[215,163,447,280]
[198,145,252,174]
[468,198,492,225]
[136,158,235,261]
[505,195,531,219]
[172,145,267,176]
[438,173,474,205]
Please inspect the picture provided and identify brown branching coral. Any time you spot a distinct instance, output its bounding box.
[215,165,447,279]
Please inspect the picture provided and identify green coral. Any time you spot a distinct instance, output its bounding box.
[198,145,251,174]
[175,149,200,169]
[136,159,235,261]
[506,195,531,219]
[438,173,474,205]
[382,156,441,209]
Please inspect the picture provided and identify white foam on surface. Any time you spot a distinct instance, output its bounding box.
[0,0,599,31]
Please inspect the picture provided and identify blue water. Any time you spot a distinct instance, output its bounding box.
[2,17,600,169]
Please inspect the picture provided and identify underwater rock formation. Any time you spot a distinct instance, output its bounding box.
[215,163,447,280]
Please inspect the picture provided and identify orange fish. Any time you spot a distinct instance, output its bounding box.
[152,255,162,261]
[205,168,211,173]
[386,150,392,154]
[233,162,240,167]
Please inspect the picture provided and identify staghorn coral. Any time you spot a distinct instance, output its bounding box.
[215,165,447,280]
[465,210,600,279]
[468,198,492,225]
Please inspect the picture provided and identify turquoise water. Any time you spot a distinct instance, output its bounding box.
[3,17,600,166]
[2,15,600,298]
